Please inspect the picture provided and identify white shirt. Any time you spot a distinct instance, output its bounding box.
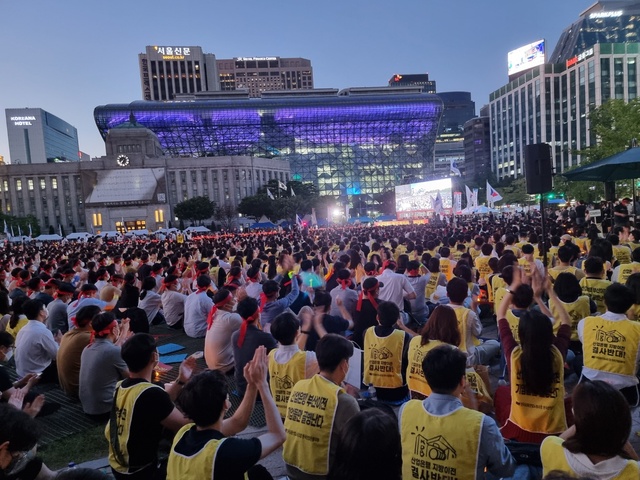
[272,344,318,379]
[139,290,162,324]
[161,290,186,327]
[245,281,263,301]
[15,320,59,376]
[204,309,242,372]
[577,311,640,389]
[183,291,213,338]
[376,269,416,311]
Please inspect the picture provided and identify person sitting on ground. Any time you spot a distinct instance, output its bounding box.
[579,256,611,314]
[159,275,185,329]
[329,269,358,320]
[5,296,28,340]
[351,277,382,348]
[106,333,196,480]
[549,245,584,282]
[167,348,286,480]
[268,311,318,418]
[67,283,110,330]
[138,276,164,325]
[258,278,300,333]
[541,380,640,478]
[79,312,130,419]
[232,297,277,397]
[399,345,516,480]
[577,283,640,406]
[204,289,241,373]
[0,331,43,417]
[283,334,360,480]
[327,408,402,480]
[363,301,413,404]
[183,275,214,338]
[56,305,100,399]
[46,282,75,335]
[304,290,353,352]
[15,299,61,383]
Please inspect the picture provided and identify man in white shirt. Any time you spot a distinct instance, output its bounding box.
[205,289,242,372]
[184,276,214,338]
[15,299,61,382]
[377,261,416,313]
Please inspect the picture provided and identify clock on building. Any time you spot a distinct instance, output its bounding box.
[116,154,130,167]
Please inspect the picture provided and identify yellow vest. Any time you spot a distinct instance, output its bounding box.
[400,400,483,480]
[452,251,464,261]
[269,349,307,418]
[363,328,405,388]
[508,347,566,434]
[469,247,482,262]
[440,259,454,281]
[283,375,342,475]
[475,256,492,283]
[425,272,439,299]
[549,296,590,341]
[518,258,534,277]
[548,266,578,282]
[579,277,611,314]
[166,425,245,480]
[105,381,158,473]
[506,310,521,344]
[493,287,507,310]
[613,245,632,265]
[5,317,28,339]
[628,303,640,322]
[541,436,639,479]
[617,262,640,285]
[583,316,640,377]
[453,307,471,353]
[406,338,445,396]
[505,245,521,257]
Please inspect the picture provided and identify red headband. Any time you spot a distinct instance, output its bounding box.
[407,269,420,276]
[356,287,379,312]
[236,311,260,348]
[338,278,351,290]
[90,320,117,344]
[206,293,233,330]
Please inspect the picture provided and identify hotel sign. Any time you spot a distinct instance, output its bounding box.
[10,116,36,126]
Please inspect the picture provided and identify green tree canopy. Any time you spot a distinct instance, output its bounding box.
[174,196,215,225]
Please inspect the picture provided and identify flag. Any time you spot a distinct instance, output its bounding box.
[3,220,7,236]
[465,185,473,209]
[453,191,462,214]
[267,188,275,200]
[28,224,32,237]
[59,224,62,237]
[121,217,127,233]
[472,189,479,208]
[278,181,287,191]
[311,208,318,226]
[486,181,503,205]
[10,226,14,237]
[90,225,95,235]
[290,187,296,197]
[434,192,444,215]
[296,214,302,227]
[450,159,461,176]
[18,225,22,237]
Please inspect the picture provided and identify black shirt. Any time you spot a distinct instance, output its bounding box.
[614,203,629,224]
[0,365,12,394]
[232,325,278,396]
[352,299,378,348]
[305,314,349,352]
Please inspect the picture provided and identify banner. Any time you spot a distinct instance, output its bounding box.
[311,208,318,226]
[450,159,461,176]
[465,185,473,209]
[454,191,462,214]
[472,188,479,208]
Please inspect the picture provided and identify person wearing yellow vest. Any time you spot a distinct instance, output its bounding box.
[269,312,318,418]
[437,247,456,282]
[548,245,585,282]
[625,273,640,321]
[284,334,359,480]
[495,267,572,443]
[541,381,640,479]
[578,283,640,405]
[424,257,446,303]
[611,236,633,266]
[580,256,612,314]
[167,348,286,480]
[504,234,522,258]
[518,244,544,278]
[446,278,499,365]
[363,301,414,404]
[550,272,594,343]
[612,246,640,284]
[399,345,516,480]
[474,243,495,287]
[106,333,197,480]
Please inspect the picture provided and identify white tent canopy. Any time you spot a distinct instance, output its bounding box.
[125,229,150,236]
[66,232,92,240]
[98,231,121,238]
[8,236,33,243]
[184,226,210,233]
[34,234,63,241]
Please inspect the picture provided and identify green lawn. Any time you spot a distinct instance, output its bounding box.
[38,425,109,470]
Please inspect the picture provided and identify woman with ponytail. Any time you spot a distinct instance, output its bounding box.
[231,297,277,397]
[495,266,572,443]
[138,277,164,325]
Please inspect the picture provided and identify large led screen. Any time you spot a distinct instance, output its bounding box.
[395,178,452,216]
[508,39,545,76]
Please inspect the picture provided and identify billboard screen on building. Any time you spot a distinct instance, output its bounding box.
[395,178,452,217]
[508,39,545,76]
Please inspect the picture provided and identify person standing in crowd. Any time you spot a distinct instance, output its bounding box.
[614,197,631,226]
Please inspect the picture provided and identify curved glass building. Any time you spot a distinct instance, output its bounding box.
[94,90,443,196]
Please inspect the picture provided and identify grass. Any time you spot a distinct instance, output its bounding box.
[38,424,109,470]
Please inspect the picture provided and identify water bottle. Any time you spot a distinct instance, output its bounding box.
[367,383,377,401]
[67,462,77,469]
[498,376,507,387]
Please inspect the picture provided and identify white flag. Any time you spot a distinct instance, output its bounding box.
[450,159,461,176]
[434,192,444,215]
[486,181,503,205]
[10,226,14,237]
[266,188,275,200]
[121,217,127,233]
[3,220,7,236]
[278,181,287,191]
[290,187,296,197]
[18,225,22,237]
[58,224,62,237]
[465,185,473,209]
[296,214,302,227]
[28,224,32,237]
[311,208,318,226]
[472,189,479,208]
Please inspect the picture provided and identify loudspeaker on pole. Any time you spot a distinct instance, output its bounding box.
[524,144,553,194]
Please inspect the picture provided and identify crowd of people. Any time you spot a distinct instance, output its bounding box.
[1,205,640,479]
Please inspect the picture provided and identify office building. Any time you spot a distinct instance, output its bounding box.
[138,45,219,101]
[388,74,436,93]
[216,56,313,97]
[0,120,289,234]
[5,108,80,164]
[489,1,640,180]
[433,92,476,177]
[94,87,443,198]
[463,116,491,183]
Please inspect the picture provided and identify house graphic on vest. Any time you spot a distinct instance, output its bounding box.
[414,434,457,461]
[413,349,425,365]
[595,329,626,343]
[371,347,393,360]
[275,375,294,390]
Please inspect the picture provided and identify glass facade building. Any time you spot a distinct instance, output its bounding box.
[5,108,80,164]
[94,91,443,196]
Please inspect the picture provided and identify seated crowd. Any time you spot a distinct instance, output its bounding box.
[2,214,640,480]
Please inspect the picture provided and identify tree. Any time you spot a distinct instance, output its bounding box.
[495,177,530,205]
[174,196,215,225]
[238,194,275,219]
[215,204,237,231]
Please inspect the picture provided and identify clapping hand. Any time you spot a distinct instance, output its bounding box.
[177,355,197,385]
[245,346,268,388]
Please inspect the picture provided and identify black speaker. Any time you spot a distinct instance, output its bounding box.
[524,144,553,194]
[604,181,616,202]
